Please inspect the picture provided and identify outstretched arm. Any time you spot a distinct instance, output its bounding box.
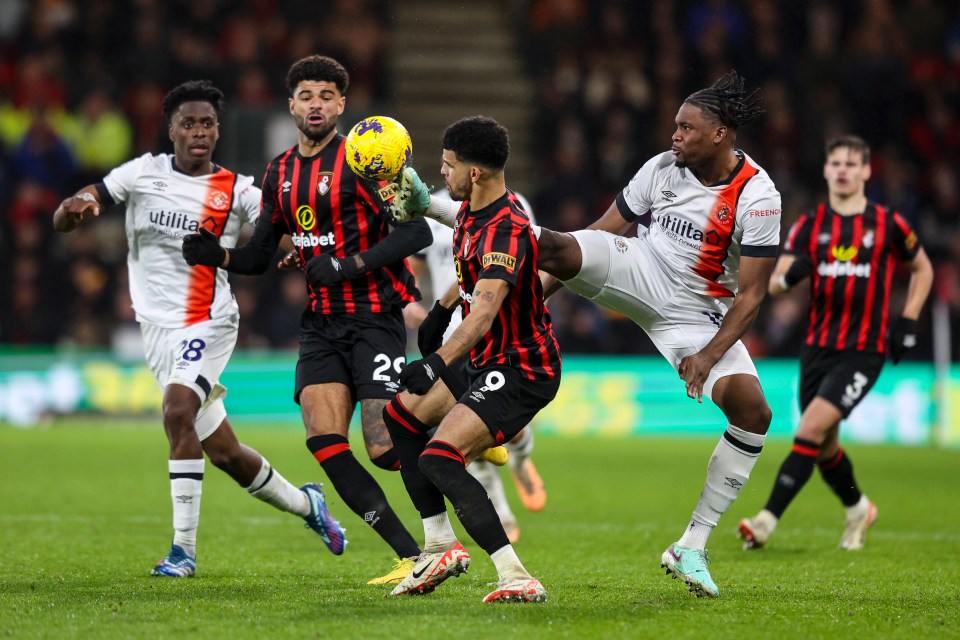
[53,186,104,232]
[304,217,432,286]
[400,278,509,394]
[679,255,776,402]
[182,211,283,274]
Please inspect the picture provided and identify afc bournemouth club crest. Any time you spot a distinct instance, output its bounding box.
[614,236,629,253]
[206,190,230,211]
[317,172,333,196]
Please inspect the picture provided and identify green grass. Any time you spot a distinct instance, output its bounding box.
[1,419,958,639]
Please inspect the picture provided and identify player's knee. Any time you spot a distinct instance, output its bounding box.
[370,448,400,471]
[162,402,196,436]
[536,229,581,280]
[418,442,466,488]
[382,396,430,440]
[743,401,772,433]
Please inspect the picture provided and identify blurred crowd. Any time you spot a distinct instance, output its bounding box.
[0,0,390,353]
[0,0,957,362]
[524,0,960,360]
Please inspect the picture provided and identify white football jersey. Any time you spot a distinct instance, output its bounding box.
[103,153,261,327]
[619,150,781,298]
[420,189,535,340]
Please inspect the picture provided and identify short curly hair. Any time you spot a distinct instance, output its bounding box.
[441,116,510,170]
[286,55,350,96]
[162,80,224,122]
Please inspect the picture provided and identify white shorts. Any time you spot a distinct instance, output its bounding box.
[141,317,238,440]
[562,229,757,401]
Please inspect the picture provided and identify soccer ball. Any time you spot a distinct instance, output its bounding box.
[344,116,412,181]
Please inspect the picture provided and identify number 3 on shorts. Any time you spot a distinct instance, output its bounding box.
[179,338,207,362]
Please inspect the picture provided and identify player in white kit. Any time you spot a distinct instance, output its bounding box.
[531,72,781,597]
[408,190,546,543]
[53,80,345,578]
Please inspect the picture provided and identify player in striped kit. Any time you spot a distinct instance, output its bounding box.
[54,80,345,578]
[408,189,547,544]
[382,116,560,603]
[738,135,933,551]
[530,71,781,598]
[181,56,431,585]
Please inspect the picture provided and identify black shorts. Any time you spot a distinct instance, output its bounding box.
[458,364,560,445]
[439,357,470,399]
[799,345,885,418]
[295,308,406,404]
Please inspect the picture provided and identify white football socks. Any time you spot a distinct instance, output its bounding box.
[169,459,204,558]
[468,460,517,529]
[245,457,310,517]
[490,544,530,581]
[422,512,458,553]
[506,428,534,473]
[679,424,765,550]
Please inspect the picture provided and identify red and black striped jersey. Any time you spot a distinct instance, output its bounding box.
[784,202,921,354]
[260,134,420,314]
[452,190,561,380]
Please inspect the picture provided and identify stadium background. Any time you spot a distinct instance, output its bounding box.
[0,0,958,443]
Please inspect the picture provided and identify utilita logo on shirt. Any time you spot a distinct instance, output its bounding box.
[148,210,205,236]
[291,231,336,248]
[659,214,722,246]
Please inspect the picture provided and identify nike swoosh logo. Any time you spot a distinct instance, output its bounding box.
[669,548,682,561]
[412,566,428,579]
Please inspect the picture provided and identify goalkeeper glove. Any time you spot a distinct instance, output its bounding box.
[399,352,446,395]
[418,301,455,356]
[889,317,917,364]
[305,254,362,287]
[182,228,226,267]
[388,167,430,223]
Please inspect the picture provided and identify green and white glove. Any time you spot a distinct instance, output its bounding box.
[388,167,431,223]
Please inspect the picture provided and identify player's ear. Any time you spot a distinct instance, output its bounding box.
[862,161,872,182]
[337,95,345,116]
[288,97,296,116]
[168,124,174,142]
[714,125,727,144]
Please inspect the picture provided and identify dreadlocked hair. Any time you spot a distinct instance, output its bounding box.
[684,70,764,129]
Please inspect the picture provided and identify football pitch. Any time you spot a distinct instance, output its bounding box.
[2,419,958,639]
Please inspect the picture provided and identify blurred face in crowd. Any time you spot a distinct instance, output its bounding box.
[289,80,344,143]
[169,101,219,175]
[824,147,871,199]
[671,102,725,170]
[441,149,474,201]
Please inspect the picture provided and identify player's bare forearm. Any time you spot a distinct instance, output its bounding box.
[702,295,763,361]
[435,280,508,363]
[902,247,934,320]
[767,254,796,296]
[702,255,774,360]
[438,282,461,310]
[53,187,102,233]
